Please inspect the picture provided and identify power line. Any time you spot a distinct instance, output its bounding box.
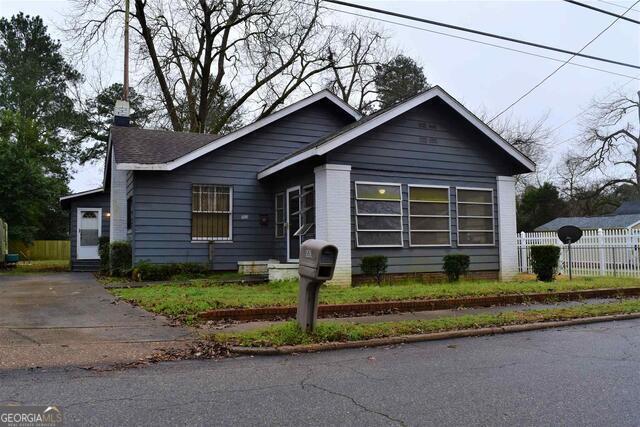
[313,2,640,81]
[489,0,640,122]
[549,74,639,134]
[562,0,640,24]
[324,0,640,70]
[596,0,640,14]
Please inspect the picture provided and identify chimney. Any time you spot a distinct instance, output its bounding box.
[113,100,130,126]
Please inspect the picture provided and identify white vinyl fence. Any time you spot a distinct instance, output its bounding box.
[518,229,640,277]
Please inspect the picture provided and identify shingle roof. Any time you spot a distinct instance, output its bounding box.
[535,214,640,231]
[614,201,640,215]
[111,127,220,164]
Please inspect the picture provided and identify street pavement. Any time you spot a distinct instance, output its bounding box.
[0,273,193,369]
[2,318,640,426]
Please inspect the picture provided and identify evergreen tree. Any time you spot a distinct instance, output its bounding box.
[374,54,430,109]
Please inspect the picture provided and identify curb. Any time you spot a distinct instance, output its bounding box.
[228,312,640,355]
[200,286,640,321]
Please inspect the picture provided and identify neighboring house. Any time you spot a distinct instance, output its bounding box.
[60,86,535,284]
[535,201,640,232]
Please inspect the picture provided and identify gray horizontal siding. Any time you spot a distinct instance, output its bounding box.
[132,100,354,269]
[325,99,517,275]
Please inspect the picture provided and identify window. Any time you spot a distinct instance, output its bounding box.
[355,182,403,247]
[127,196,133,231]
[456,188,494,246]
[275,193,285,238]
[408,185,450,246]
[294,184,315,239]
[192,184,232,241]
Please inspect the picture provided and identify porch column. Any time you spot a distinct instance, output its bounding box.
[497,176,518,280]
[314,164,352,286]
[109,151,128,242]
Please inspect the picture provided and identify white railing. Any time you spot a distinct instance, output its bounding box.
[517,228,640,277]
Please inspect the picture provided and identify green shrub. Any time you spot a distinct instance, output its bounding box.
[131,261,209,281]
[530,245,561,282]
[110,241,132,277]
[442,254,470,282]
[360,255,388,285]
[98,236,110,273]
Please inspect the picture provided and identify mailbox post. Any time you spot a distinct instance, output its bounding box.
[297,239,339,333]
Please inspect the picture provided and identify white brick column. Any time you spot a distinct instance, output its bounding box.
[497,176,518,280]
[109,151,128,242]
[315,164,352,286]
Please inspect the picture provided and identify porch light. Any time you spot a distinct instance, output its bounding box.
[105,212,111,218]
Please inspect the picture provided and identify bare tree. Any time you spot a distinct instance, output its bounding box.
[576,90,640,195]
[67,0,393,134]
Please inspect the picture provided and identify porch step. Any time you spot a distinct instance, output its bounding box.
[72,259,100,272]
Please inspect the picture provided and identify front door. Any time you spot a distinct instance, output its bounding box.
[77,208,101,259]
[286,187,301,262]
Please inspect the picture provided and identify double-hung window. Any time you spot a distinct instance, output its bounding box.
[294,184,315,240]
[456,188,494,246]
[275,193,285,238]
[355,182,403,247]
[408,186,451,246]
[192,184,232,241]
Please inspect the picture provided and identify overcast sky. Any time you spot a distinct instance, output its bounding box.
[2,0,639,192]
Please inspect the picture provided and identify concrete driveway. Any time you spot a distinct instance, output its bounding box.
[0,273,193,370]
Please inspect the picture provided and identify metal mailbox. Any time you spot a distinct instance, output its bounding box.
[296,239,338,332]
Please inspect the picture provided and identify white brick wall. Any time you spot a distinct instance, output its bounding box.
[315,164,352,286]
[497,176,518,280]
[110,151,128,242]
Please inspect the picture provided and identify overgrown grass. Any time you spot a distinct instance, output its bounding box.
[0,260,70,275]
[216,298,640,347]
[111,275,640,318]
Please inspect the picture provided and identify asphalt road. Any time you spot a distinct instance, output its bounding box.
[2,318,640,426]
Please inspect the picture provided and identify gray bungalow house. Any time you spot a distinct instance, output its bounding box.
[61,86,535,285]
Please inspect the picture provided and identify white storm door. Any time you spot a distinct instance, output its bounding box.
[77,208,102,259]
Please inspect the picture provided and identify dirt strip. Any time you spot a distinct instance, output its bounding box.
[199,286,640,321]
[228,312,640,355]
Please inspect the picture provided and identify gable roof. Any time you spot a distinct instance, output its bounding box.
[614,201,640,215]
[111,127,221,165]
[114,90,362,171]
[257,86,536,179]
[535,214,640,232]
[59,187,105,209]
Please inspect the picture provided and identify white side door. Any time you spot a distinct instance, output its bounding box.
[77,208,102,259]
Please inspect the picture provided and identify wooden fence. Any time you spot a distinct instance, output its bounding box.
[518,229,640,277]
[9,240,70,260]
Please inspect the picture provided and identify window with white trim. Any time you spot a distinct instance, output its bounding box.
[355,182,403,247]
[408,186,450,246]
[294,184,315,240]
[275,193,285,238]
[456,188,494,246]
[192,184,232,241]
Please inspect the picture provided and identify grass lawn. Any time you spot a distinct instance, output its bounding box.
[97,271,247,286]
[111,275,640,318]
[215,298,640,347]
[0,260,70,275]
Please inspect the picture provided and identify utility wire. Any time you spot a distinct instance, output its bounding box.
[549,74,639,134]
[489,0,640,122]
[596,0,640,14]
[324,0,640,70]
[562,0,640,24]
[312,2,640,81]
